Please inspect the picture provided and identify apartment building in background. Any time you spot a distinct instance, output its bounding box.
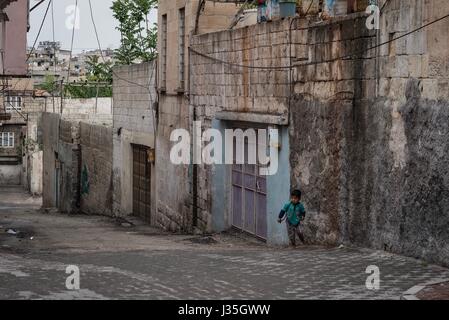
[0,0,31,186]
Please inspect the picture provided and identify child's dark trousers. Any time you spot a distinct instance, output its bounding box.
[286,221,305,246]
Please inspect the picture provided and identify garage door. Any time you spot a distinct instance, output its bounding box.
[231,129,268,240]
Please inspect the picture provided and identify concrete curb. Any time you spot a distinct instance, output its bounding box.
[401,278,449,300]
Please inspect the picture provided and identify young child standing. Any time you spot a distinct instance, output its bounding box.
[277,189,306,246]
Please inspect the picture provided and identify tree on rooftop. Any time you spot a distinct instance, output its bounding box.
[85,56,113,83]
[111,0,158,65]
[38,74,58,95]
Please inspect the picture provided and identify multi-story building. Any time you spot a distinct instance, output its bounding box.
[27,41,65,85]
[0,0,31,186]
[28,42,115,85]
[154,0,241,232]
[152,0,449,268]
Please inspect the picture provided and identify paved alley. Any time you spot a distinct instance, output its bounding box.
[1,186,448,300]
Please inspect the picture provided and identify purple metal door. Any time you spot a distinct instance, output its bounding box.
[231,129,267,240]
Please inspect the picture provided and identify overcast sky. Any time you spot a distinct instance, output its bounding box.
[27,0,157,53]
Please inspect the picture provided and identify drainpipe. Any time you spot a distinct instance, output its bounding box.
[59,79,63,114]
[192,106,198,229]
[189,29,198,230]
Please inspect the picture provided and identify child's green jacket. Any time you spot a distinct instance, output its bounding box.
[279,202,306,226]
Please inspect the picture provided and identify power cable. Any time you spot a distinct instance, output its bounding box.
[87,0,157,135]
[26,0,51,62]
[189,12,449,70]
[51,0,56,74]
[8,0,52,98]
[66,0,78,83]
[87,0,155,92]
[51,0,57,111]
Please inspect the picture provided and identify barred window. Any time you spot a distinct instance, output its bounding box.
[5,96,22,112]
[0,132,14,148]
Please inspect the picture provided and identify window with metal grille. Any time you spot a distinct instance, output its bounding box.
[5,96,22,112]
[160,14,168,90]
[0,132,14,148]
[178,8,186,90]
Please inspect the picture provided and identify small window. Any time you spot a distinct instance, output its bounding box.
[5,96,22,112]
[0,132,14,148]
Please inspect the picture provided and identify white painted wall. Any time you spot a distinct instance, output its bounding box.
[0,164,22,185]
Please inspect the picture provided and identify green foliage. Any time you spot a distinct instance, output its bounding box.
[64,83,112,99]
[64,56,113,98]
[85,56,113,83]
[241,1,257,10]
[37,74,58,95]
[111,0,158,65]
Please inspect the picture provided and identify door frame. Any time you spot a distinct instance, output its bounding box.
[228,121,268,241]
[131,144,152,223]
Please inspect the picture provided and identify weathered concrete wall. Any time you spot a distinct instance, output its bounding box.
[158,0,240,93]
[28,151,42,195]
[154,0,251,233]
[23,98,45,195]
[112,62,156,221]
[80,122,113,216]
[0,164,21,185]
[16,95,111,195]
[61,98,113,120]
[42,113,81,213]
[42,113,59,208]
[289,0,449,266]
[188,0,449,264]
[155,94,191,232]
[190,20,290,119]
[189,19,292,238]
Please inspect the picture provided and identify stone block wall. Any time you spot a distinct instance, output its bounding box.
[189,19,295,232]
[112,62,156,220]
[190,19,291,118]
[189,0,449,266]
[79,122,113,216]
[155,94,192,232]
[289,0,449,266]
[42,113,82,214]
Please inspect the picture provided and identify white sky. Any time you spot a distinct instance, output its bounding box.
[27,0,157,53]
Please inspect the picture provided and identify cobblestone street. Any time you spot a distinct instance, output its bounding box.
[1,186,448,300]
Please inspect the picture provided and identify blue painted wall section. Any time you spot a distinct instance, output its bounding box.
[266,125,290,245]
[211,120,290,245]
[211,119,228,232]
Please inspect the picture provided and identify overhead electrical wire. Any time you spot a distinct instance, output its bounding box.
[26,0,52,62]
[189,12,449,71]
[87,0,156,93]
[7,0,52,101]
[87,0,157,135]
[66,0,78,83]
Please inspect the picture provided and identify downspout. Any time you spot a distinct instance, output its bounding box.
[189,0,200,230]
[192,107,198,229]
[189,31,198,229]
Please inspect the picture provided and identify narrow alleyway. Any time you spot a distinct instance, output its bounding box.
[1,186,448,300]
